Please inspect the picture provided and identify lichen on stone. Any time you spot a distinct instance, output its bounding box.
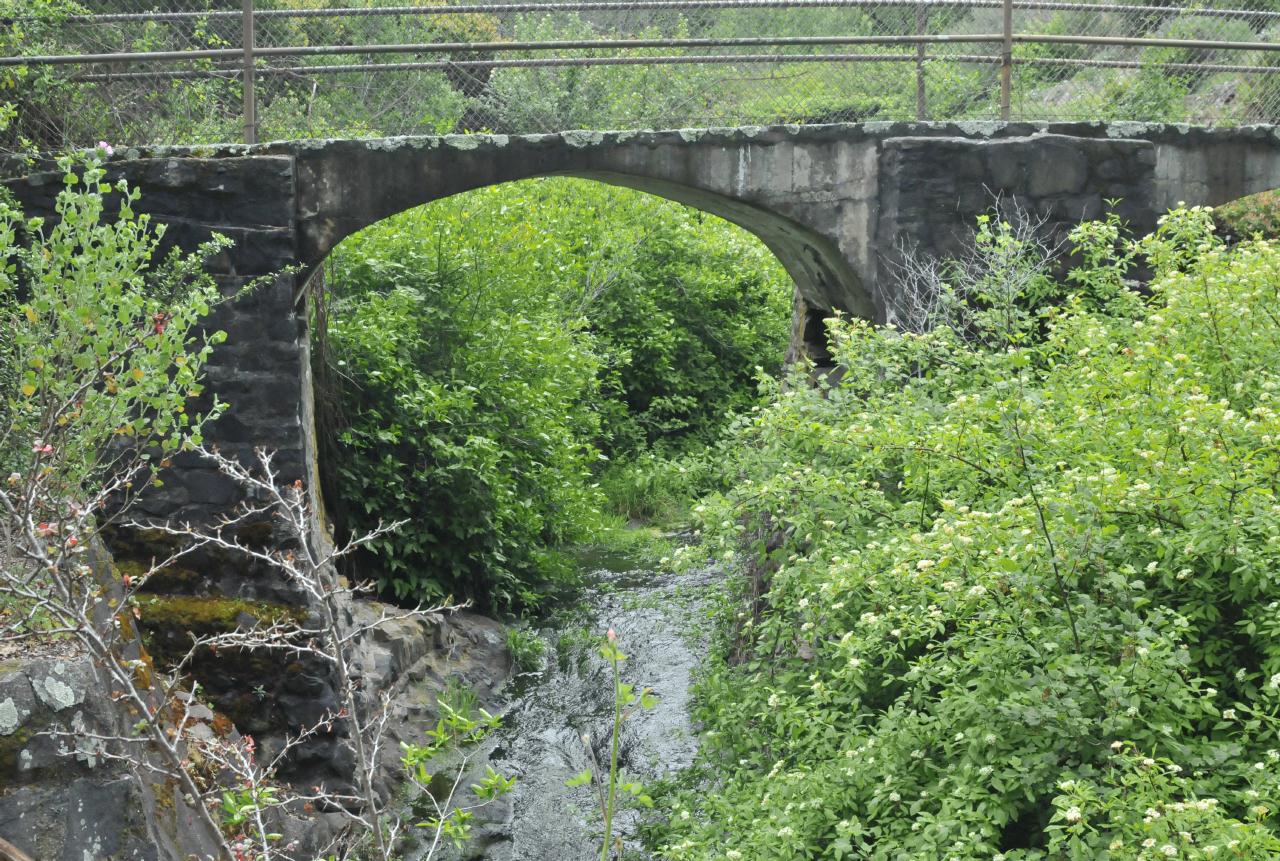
[562,130,604,148]
[34,674,81,712]
[443,134,482,150]
[1107,121,1152,139]
[0,697,20,734]
[70,710,106,768]
[955,121,1002,138]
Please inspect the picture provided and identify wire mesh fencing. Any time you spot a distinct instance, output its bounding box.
[3,0,1279,149]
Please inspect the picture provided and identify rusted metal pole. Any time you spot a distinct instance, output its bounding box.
[915,1,927,120]
[242,0,257,144]
[1000,0,1012,120]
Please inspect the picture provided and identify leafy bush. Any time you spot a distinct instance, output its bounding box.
[659,209,1280,859]
[321,178,791,607]
[1,149,228,665]
[584,200,791,457]
[1095,64,1189,124]
[1143,17,1260,90]
[597,450,717,524]
[482,15,705,133]
[322,205,603,611]
[1,149,228,492]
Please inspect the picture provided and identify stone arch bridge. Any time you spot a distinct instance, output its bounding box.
[7,121,1280,525]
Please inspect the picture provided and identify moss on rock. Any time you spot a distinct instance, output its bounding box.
[115,558,205,593]
[135,595,304,666]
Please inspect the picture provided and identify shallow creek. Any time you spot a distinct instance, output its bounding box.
[431,547,721,860]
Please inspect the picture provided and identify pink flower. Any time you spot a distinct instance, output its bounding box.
[31,440,52,455]
[96,141,114,156]
[606,628,617,643]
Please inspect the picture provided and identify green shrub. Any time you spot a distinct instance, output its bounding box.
[1,149,229,635]
[505,625,546,674]
[597,448,723,525]
[1095,64,1189,124]
[1143,17,1260,90]
[322,198,605,612]
[585,204,791,457]
[659,209,1280,859]
[1,150,227,488]
[321,178,792,608]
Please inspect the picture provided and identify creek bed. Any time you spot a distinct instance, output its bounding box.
[434,546,721,860]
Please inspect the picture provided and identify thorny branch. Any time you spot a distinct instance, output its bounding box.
[1,442,508,860]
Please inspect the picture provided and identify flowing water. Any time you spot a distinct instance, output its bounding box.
[439,546,721,860]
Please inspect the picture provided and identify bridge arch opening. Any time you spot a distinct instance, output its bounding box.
[308,175,800,610]
[291,134,879,357]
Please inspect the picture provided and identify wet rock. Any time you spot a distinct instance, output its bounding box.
[353,605,515,799]
[413,556,721,861]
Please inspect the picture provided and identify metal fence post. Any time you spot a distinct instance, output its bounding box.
[242,0,257,144]
[1000,0,1012,121]
[915,1,927,121]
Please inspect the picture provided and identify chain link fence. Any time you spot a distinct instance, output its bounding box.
[3,0,1279,148]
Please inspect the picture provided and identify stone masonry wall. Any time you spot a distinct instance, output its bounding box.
[873,133,1158,320]
[5,154,307,530]
[6,124,1274,505]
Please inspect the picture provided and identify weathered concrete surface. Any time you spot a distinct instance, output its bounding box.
[286,128,880,322]
[5,119,1278,542]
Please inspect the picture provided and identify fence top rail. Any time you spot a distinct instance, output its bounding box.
[18,0,1280,25]
[71,51,1280,83]
[8,30,1280,68]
